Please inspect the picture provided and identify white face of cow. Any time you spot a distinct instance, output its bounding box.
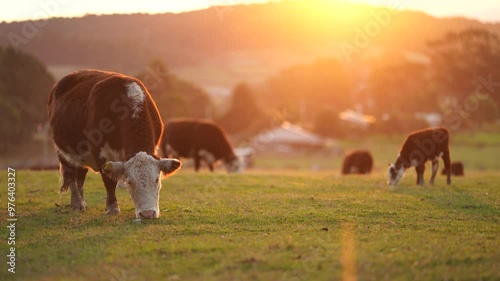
[103,152,181,218]
[224,158,241,173]
[387,163,405,186]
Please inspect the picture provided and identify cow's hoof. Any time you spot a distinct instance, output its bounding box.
[71,201,87,211]
[106,203,121,215]
[106,208,120,215]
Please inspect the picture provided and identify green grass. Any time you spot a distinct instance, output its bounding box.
[0,169,498,281]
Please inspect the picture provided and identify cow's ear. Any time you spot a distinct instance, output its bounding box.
[102,161,125,180]
[159,158,181,176]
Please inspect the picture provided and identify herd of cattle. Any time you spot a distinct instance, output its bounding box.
[47,70,464,219]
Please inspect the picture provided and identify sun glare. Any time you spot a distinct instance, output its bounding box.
[300,1,380,24]
[284,0,380,38]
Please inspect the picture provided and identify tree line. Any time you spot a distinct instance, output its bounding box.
[2,28,499,154]
[246,28,500,138]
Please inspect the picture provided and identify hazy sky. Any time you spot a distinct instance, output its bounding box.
[2,0,499,23]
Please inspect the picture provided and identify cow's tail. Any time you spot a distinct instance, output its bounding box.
[59,167,72,194]
[58,161,80,194]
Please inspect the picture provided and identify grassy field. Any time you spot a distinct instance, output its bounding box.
[0,168,498,281]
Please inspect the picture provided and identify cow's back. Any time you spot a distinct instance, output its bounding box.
[193,121,234,159]
[48,70,108,104]
[196,122,232,154]
[400,127,449,161]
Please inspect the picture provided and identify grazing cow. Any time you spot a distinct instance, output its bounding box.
[48,69,181,218]
[388,127,451,186]
[442,161,464,176]
[341,150,373,175]
[160,119,240,173]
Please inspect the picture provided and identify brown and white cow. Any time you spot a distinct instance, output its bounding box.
[388,127,451,186]
[48,69,181,218]
[160,119,240,173]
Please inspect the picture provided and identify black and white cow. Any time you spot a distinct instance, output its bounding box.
[160,119,240,173]
[341,150,373,175]
[48,69,181,218]
[388,127,451,186]
[442,161,464,176]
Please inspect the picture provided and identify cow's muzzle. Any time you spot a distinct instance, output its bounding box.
[139,210,156,219]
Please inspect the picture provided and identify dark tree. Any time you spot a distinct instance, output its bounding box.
[0,47,54,152]
[136,59,213,119]
[217,82,265,135]
[366,52,436,116]
[428,28,500,124]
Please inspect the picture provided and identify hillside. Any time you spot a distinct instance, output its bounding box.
[1,1,499,91]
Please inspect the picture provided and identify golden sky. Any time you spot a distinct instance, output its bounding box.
[2,0,499,23]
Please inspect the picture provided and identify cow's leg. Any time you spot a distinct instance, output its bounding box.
[198,149,218,172]
[442,150,452,185]
[100,174,120,215]
[58,157,87,210]
[415,164,425,186]
[194,154,201,172]
[430,159,438,185]
[76,167,88,201]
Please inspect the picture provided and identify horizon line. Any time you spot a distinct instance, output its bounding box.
[1,2,500,25]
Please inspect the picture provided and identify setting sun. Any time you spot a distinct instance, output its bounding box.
[291,1,375,21]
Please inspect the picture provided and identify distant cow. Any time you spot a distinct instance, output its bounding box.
[388,127,451,186]
[342,150,373,175]
[442,161,464,176]
[48,69,181,219]
[160,119,240,173]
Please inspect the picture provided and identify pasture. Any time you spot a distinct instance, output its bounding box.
[1,167,498,281]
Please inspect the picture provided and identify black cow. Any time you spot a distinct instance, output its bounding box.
[160,119,240,173]
[48,69,181,218]
[342,150,373,175]
[388,127,451,186]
